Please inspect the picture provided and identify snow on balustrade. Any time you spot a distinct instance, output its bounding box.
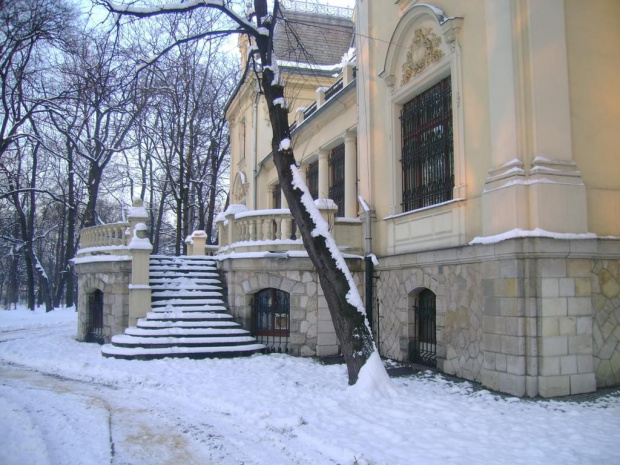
[77,222,130,255]
[216,206,364,255]
[233,209,297,243]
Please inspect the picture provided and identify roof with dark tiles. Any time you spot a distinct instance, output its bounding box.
[274,9,354,66]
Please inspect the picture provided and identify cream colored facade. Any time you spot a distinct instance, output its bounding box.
[221,0,620,397]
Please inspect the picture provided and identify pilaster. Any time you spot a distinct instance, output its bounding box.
[318,149,329,199]
[344,131,357,218]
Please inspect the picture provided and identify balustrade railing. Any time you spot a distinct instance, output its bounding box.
[217,206,363,255]
[79,222,130,250]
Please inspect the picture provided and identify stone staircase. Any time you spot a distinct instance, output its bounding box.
[101,255,265,360]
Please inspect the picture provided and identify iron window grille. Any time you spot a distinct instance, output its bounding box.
[401,76,454,212]
[410,289,437,367]
[329,143,345,217]
[252,288,290,353]
[86,290,105,344]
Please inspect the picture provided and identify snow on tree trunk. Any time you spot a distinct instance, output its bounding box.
[254,0,388,386]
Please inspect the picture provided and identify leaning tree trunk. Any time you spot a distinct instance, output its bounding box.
[254,0,375,384]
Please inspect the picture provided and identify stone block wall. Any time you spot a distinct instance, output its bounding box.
[220,256,364,357]
[376,256,484,384]
[592,259,620,387]
[375,238,620,398]
[75,259,132,343]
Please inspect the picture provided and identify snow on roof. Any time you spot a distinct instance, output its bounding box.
[273,9,354,67]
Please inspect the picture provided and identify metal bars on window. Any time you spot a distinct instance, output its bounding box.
[329,143,345,217]
[252,288,290,353]
[401,76,454,212]
[410,289,437,367]
[86,290,105,344]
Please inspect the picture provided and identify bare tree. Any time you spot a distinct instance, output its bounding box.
[0,0,77,310]
[127,10,236,254]
[102,0,383,385]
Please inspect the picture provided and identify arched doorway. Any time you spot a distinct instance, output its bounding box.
[251,288,290,353]
[86,289,105,344]
[409,289,436,367]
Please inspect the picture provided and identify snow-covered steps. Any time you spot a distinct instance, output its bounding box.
[102,255,265,360]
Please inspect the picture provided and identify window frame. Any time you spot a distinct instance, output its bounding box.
[400,75,454,212]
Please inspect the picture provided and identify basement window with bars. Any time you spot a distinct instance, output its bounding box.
[329,143,345,217]
[400,76,454,212]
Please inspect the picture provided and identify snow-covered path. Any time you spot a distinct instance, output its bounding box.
[0,362,229,464]
[1,307,620,465]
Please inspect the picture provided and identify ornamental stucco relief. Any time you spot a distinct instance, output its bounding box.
[401,27,444,85]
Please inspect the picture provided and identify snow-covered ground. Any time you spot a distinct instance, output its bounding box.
[1,307,619,465]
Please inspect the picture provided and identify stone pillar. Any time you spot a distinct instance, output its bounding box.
[344,132,357,218]
[481,0,527,235]
[481,0,587,235]
[525,0,587,233]
[128,223,152,326]
[343,62,355,86]
[318,149,329,199]
[316,87,326,108]
[190,230,206,256]
[127,198,149,245]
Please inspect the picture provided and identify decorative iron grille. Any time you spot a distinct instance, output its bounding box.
[401,76,454,212]
[329,143,345,217]
[410,289,437,367]
[307,161,319,199]
[252,288,290,353]
[86,290,105,344]
[324,78,344,101]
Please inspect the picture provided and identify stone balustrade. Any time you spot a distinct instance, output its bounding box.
[79,222,130,251]
[216,205,363,255]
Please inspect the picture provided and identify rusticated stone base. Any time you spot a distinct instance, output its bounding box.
[374,237,620,398]
[75,258,131,343]
[219,255,364,357]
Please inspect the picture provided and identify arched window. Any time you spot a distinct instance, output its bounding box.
[410,288,436,367]
[252,288,290,353]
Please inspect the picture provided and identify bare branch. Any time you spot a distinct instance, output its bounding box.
[101,0,262,38]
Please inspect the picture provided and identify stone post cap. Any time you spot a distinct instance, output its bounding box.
[128,223,152,251]
[223,204,248,220]
[295,107,305,125]
[127,198,148,219]
[192,230,207,238]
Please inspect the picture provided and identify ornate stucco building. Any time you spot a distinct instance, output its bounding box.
[220,0,620,397]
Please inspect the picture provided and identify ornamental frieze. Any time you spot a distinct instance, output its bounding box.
[401,28,444,85]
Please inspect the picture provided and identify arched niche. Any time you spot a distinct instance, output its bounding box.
[231,170,249,205]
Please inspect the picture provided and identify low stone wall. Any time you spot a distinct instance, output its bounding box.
[75,258,132,343]
[375,237,620,398]
[220,255,364,357]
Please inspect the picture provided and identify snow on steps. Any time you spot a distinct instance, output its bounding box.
[102,255,265,360]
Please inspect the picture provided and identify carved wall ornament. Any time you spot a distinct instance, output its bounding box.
[232,171,249,204]
[401,28,445,85]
